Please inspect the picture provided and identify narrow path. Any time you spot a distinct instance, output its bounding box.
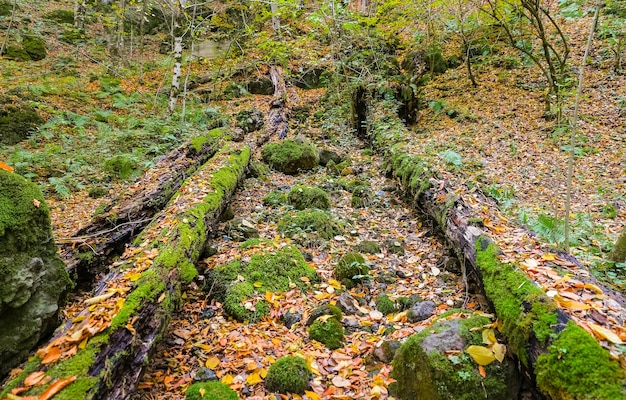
[135,131,484,399]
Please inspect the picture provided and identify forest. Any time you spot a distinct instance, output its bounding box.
[0,0,625,399]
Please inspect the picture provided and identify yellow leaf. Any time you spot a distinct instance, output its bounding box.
[541,253,556,261]
[205,356,220,369]
[328,279,342,289]
[194,343,212,351]
[589,323,624,344]
[199,388,206,396]
[317,315,333,323]
[554,294,591,310]
[465,345,496,366]
[246,372,263,385]
[583,283,603,294]
[259,368,267,378]
[221,374,234,385]
[482,329,497,345]
[253,281,263,288]
[492,343,506,362]
[127,272,142,282]
[305,390,322,400]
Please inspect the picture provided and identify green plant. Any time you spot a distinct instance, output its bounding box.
[438,150,463,168]
[486,183,516,210]
[428,99,447,113]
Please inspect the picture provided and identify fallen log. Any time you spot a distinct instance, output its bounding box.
[60,129,224,284]
[1,143,251,400]
[360,93,626,400]
[257,65,289,145]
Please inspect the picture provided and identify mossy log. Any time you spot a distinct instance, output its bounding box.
[60,130,223,284]
[360,93,626,400]
[1,143,250,400]
[257,65,289,145]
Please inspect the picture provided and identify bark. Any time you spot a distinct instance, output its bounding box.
[74,0,87,29]
[257,65,289,145]
[169,36,183,114]
[1,143,251,400]
[60,134,221,284]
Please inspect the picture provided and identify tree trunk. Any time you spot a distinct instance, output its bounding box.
[73,0,87,29]
[359,92,626,399]
[257,65,289,145]
[0,143,251,400]
[271,1,280,33]
[60,132,222,285]
[610,227,626,263]
[169,36,183,114]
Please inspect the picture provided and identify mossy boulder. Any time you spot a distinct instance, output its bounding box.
[287,185,331,210]
[351,185,374,208]
[306,304,343,326]
[278,210,342,240]
[223,281,270,322]
[318,148,342,166]
[235,108,264,133]
[391,315,519,400]
[334,253,369,284]
[262,140,319,174]
[308,316,344,350]
[44,9,75,24]
[2,45,30,61]
[0,1,13,17]
[376,294,397,315]
[23,36,46,61]
[0,170,72,377]
[185,381,238,400]
[224,218,259,241]
[265,356,311,394]
[354,240,381,254]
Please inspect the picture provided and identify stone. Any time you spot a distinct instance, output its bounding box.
[318,149,342,166]
[385,238,405,255]
[282,312,302,329]
[407,301,436,322]
[247,78,274,95]
[262,140,319,175]
[194,367,218,382]
[223,218,259,241]
[374,340,401,363]
[0,171,71,377]
[336,292,359,315]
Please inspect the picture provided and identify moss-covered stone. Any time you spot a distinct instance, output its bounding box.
[2,44,30,61]
[44,9,75,24]
[334,253,369,283]
[223,281,270,323]
[376,294,396,315]
[308,316,344,349]
[318,148,342,166]
[391,315,517,400]
[265,356,311,394]
[278,210,342,240]
[306,304,343,326]
[262,190,287,207]
[287,185,331,210]
[224,218,259,241]
[351,185,374,208]
[262,140,319,174]
[0,1,13,16]
[535,321,626,400]
[0,170,72,377]
[354,240,381,254]
[186,381,238,400]
[23,35,46,61]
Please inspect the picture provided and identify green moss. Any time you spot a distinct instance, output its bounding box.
[535,322,625,400]
[239,238,271,248]
[262,140,319,174]
[334,253,369,283]
[190,128,222,152]
[186,381,238,400]
[3,44,31,61]
[351,185,373,208]
[354,240,381,254]
[376,294,397,315]
[308,317,344,349]
[244,245,319,291]
[307,304,343,324]
[278,210,342,240]
[0,99,44,145]
[287,185,331,210]
[23,35,46,61]
[223,281,269,322]
[265,356,311,394]
[44,9,75,24]
[263,191,288,207]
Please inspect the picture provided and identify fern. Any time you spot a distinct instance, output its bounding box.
[530,214,566,245]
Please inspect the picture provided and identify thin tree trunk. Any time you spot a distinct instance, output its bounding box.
[74,0,87,30]
[271,1,280,33]
[0,0,18,55]
[169,36,183,114]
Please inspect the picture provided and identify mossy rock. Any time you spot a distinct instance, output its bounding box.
[287,185,331,210]
[384,238,405,255]
[248,161,270,180]
[354,240,381,254]
[308,316,344,350]
[0,97,44,145]
[0,170,72,377]
[60,27,87,45]
[235,108,264,133]
[0,1,13,17]
[44,9,75,24]
[391,315,519,400]
[318,148,342,166]
[334,253,369,283]
[223,281,270,322]
[262,190,287,207]
[2,45,30,61]
[23,36,46,61]
[265,356,311,394]
[185,381,238,400]
[262,140,319,175]
[224,218,259,241]
[376,294,397,315]
[351,185,374,208]
[278,210,342,240]
[306,304,342,326]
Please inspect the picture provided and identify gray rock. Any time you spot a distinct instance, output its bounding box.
[374,340,401,363]
[224,218,259,241]
[420,320,465,353]
[282,312,302,329]
[0,171,71,377]
[407,301,436,322]
[336,292,359,315]
[194,367,218,381]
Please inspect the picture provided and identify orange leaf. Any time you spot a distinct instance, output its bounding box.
[39,376,76,400]
[589,323,624,344]
[554,294,591,310]
[24,371,46,387]
[478,365,486,378]
[163,375,174,385]
[41,347,62,365]
[0,162,14,172]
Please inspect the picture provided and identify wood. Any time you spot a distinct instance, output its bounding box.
[258,65,289,145]
[60,135,221,284]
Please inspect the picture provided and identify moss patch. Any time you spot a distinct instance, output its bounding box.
[287,185,331,210]
[186,381,238,400]
[376,294,397,315]
[278,210,342,240]
[265,356,311,394]
[262,140,319,174]
[308,317,344,349]
[0,97,44,145]
[334,253,370,285]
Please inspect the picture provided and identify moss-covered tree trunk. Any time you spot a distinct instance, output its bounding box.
[610,226,626,263]
[1,143,251,400]
[360,92,626,400]
[61,130,223,284]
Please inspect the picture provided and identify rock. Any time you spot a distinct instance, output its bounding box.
[354,240,381,254]
[235,108,264,133]
[262,140,319,175]
[306,304,342,326]
[391,316,520,400]
[223,218,259,241]
[336,292,359,315]
[287,185,331,210]
[351,185,374,208]
[343,315,360,330]
[0,171,72,377]
[318,149,342,166]
[407,301,436,322]
[282,312,302,329]
[374,340,401,363]
[247,78,274,95]
[384,238,405,255]
[194,367,218,382]
[200,307,217,320]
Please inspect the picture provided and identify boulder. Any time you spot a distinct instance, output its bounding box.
[262,140,319,175]
[391,315,519,400]
[0,170,71,377]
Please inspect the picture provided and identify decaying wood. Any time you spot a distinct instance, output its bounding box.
[60,135,221,283]
[258,65,289,145]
